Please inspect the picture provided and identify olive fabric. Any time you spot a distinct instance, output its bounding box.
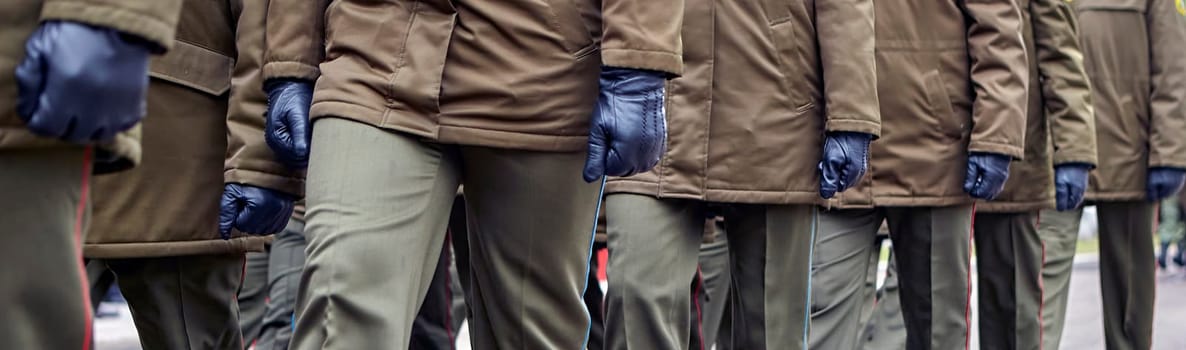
[0,147,93,350]
[84,0,302,259]
[829,0,1029,208]
[607,0,879,205]
[981,0,1097,213]
[263,0,683,152]
[1074,0,1186,201]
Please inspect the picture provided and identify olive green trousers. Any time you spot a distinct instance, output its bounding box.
[294,118,601,349]
[605,194,816,350]
[809,206,974,350]
[0,147,92,350]
[1037,203,1155,350]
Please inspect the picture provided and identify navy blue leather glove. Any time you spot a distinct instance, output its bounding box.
[964,152,1012,200]
[582,67,668,182]
[818,132,873,199]
[219,184,295,239]
[265,79,314,169]
[15,21,152,143]
[1054,163,1091,211]
[1147,167,1186,201]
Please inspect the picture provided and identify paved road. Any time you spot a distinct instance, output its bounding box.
[96,257,1186,350]
[1056,257,1186,350]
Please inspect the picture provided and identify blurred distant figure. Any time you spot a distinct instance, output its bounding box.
[1157,194,1186,269]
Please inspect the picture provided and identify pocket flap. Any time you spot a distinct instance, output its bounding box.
[149,40,233,96]
[1074,0,1147,12]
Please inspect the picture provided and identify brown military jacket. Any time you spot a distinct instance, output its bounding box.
[0,0,182,173]
[263,0,683,152]
[85,0,302,259]
[981,0,1098,213]
[830,0,1029,208]
[1073,0,1186,201]
[608,0,879,204]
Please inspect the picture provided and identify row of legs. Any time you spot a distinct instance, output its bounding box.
[813,204,1155,350]
[0,120,1158,350]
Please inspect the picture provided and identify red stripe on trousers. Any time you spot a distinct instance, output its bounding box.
[74,146,94,350]
[445,230,455,350]
[694,265,706,350]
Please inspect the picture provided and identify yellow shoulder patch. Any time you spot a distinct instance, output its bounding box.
[1178,0,1186,16]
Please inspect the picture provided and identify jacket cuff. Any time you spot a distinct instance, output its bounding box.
[40,1,179,52]
[601,49,683,77]
[1149,156,1186,170]
[225,168,306,198]
[1052,153,1098,168]
[263,61,320,82]
[969,140,1024,160]
[825,118,881,139]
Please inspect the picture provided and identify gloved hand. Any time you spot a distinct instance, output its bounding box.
[15,21,153,143]
[219,184,295,239]
[1054,163,1091,211]
[818,132,873,199]
[964,152,1011,200]
[265,79,314,169]
[582,67,668,182]
[1147,167,1186,201]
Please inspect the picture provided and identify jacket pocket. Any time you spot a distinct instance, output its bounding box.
[769,21,810,109]
[1074,0,1147,12]
[149,40,233,96]
[544,0,597,57]
[922,69,962,139]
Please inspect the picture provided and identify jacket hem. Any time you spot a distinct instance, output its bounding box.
[1085,191,1146,202]
[977,199,1054,213]
[0,127,139,173]
[606,179,823,205]
[83,236,270,259]
[310,101,589,153]
[858,195,974,208]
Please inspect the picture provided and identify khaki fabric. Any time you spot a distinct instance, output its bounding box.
[85,0,296,259]
[829,0,1029,208]
[95,255,246,350]
[294,118,600,349]
[808,209,883,350]
[1073,0,1186,201]
[0,0,181,172]
[982,0,1097,213]
[263,0,682,152]
[606,197,816,350]
[0,147,92,350]
[1034,208,1081,350]
[607,0,879,205]
[810,206,974,350]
